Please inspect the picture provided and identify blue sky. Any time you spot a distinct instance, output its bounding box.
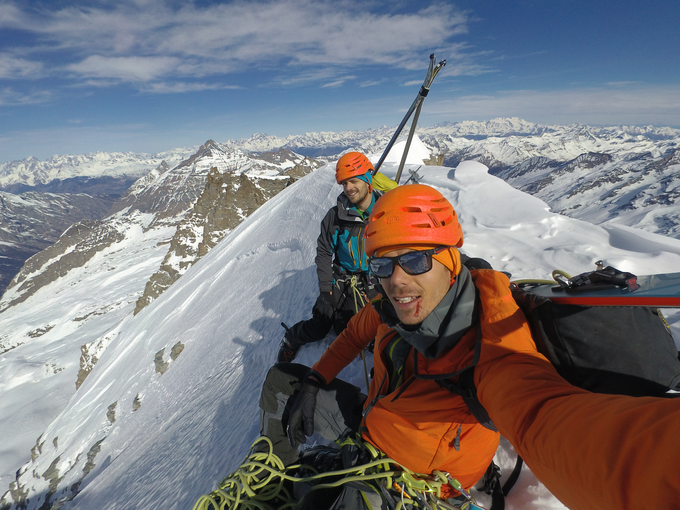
[1,0,679,162]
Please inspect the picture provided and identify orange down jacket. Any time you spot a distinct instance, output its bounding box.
[313,269,680,509]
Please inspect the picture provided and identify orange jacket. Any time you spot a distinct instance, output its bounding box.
[314,269,680,509]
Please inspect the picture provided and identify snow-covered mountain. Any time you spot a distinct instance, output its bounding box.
[3,119,679,282]
[0,142,318,298]
[0,139,318,500]
[0,148,196,296]
[1,145,679,509]
[0,148,196,190]
[0,191,117,295]
[231,119,680,236]
[220,118,680,239]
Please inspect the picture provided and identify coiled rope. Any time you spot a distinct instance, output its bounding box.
[192,436,484,510]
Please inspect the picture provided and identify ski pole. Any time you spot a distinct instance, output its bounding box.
[373,54,446,177]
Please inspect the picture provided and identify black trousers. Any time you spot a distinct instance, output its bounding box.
[259,363,366,465]
[286,279,377,348]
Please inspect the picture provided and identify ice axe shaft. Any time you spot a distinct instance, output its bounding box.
[373,54,446,178]
[394,99,423,184]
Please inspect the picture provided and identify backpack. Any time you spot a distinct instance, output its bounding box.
[372,171,398,192]
[441,276,680,509]
[512,287,680,396]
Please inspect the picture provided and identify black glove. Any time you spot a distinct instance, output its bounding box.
[287,376,321,448]
[312,291,335,320]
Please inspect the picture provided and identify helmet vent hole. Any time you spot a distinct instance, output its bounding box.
[427,212,441,227]
[402,206,423,212]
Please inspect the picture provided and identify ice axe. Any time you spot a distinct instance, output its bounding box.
[372,54,446,184]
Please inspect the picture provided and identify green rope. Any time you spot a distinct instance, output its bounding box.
[552,269,572,280]
[511,278,559,286]
[510,269,572,289]
[193,436,481,510]
[348,275,367,314]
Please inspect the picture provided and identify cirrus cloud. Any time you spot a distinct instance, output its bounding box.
[67,55,181,82]
[1,0,474,89]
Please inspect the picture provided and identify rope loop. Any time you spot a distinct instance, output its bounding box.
[193,436,485,510]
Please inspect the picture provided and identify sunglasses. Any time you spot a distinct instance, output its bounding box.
[368,247,448,279]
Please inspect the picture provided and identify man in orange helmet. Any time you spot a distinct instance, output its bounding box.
[277,152,383,362]
[260,183,680,509]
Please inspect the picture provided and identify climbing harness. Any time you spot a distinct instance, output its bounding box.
[192,436,487,510]
[335,273,373,391]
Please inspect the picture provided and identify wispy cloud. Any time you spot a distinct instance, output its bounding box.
[274,68,346,87]
[143,82,241,93]
[1,0,474,91]
[322,76,356,88]
[0,87,52,106]
[360,79,385,87]
[68,56,181,82]
[0,55,45,79]
[607,81,641,87]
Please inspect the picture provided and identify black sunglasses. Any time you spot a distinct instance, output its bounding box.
[369,247,449,279]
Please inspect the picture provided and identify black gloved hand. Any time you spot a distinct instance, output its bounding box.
[287,375,321,448]
[312,291,335,320]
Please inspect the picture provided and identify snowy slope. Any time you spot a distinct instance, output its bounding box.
[0,140,317,496]
[0,212,177,491]
[3,155,680,509]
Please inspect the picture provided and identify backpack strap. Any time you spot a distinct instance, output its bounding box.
[435,368,497,432]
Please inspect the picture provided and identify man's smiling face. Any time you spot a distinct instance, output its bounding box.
[342,177,371,208]
[379,248,451,325]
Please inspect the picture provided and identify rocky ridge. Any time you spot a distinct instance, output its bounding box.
[133,155,318,315]
[1,139,317,317]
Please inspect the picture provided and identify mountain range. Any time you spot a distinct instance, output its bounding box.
[2,117,678,299]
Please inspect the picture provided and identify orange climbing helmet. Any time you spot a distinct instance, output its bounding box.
[336,152,374,184]
[364,184,464,256]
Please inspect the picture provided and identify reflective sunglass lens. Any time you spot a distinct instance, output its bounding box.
[370,248,442,278]
[398,251,431,275]
[369,258,394,278]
